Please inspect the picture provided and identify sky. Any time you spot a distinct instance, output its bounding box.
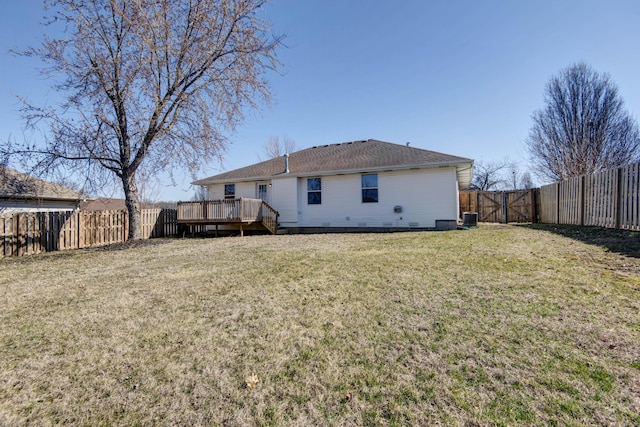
[1,0,639,201]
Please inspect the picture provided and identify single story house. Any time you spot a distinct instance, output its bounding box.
[0,167,86,213]
[188,139,473,233]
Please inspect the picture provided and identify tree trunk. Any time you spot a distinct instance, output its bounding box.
[123,173,142,240]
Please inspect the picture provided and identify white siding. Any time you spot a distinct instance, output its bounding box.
[236,182,257,198]
[0,199,78,213]
[201,167,459,229]
[206,184,222,200]
[206,182,254,199]
[297,168,458,228]
[270,177,297,226]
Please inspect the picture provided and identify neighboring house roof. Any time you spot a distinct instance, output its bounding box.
[79,198,127,211]
[0,167,85,201]
[194,139,474,189]
[79,198,159,211]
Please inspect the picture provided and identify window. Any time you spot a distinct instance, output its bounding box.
[224,184,235,199]
[307,178,321,204]
[361,174,378,203]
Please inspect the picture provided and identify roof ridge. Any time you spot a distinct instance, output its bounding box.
[309,139,369,149]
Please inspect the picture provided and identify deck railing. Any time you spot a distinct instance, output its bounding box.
[177,198,279,234]
[260,201,279,234]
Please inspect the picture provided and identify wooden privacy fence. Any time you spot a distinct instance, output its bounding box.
[538,162,640,230]
[0,208,179,257]
[143,208,180,238]
[459,189,537,223]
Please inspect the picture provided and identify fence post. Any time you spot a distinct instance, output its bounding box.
[124,211,129,242]
[78,211,84,249]
[579,175,585,226]
[501,191,507,223]
[0,217,5,257]
[15,214,22,257]
[474,191,479,217]
[37,213,43,253]
[555,182,560,224]
[615,166,623,229]
[75,210,80,250]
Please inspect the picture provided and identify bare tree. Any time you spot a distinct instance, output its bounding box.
[261,135,296,159]
[3,0,283,239]
[527,62,640,182]
[519,171,534,190]
[191,185,208,201]
[503,164,535,190]
[507,163,519,190]
[136,166,162,204]
[470,160,511,191]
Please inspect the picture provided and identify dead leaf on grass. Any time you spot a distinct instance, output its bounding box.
[245,374,260,390]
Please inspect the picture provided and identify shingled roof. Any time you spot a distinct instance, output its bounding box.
[79,198,159,211]
[0,168,85,201]
[195,139,473,188]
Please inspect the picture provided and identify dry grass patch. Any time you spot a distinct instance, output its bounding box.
[1,224,639,426]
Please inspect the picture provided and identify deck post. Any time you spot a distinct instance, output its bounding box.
[239,223,244,237]
[615,166,623,230]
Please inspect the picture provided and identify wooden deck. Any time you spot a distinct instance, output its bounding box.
[177,198,279,235]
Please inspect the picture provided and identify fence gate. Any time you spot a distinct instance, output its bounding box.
[478,192,502,222]
[506,190,536,223]
[460,189,537,223]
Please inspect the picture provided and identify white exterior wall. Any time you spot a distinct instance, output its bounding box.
[296,168,458,228]
[270,177,297,226]
[200,167,459,229]
[0,199,79,213]
[206,182,258,199]
[206,184,222,199]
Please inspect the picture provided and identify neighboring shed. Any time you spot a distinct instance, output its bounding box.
[184,139,474,233]
[0,168,86,213]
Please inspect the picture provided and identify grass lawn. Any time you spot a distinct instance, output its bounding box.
[0,223,639,426]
